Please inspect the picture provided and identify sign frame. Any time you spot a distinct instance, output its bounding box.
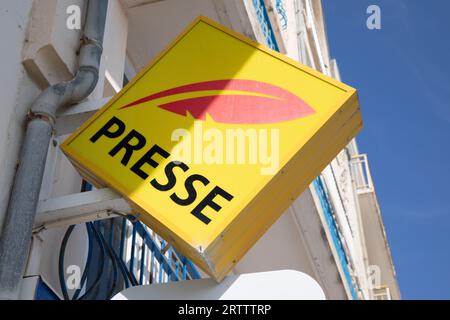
[61,16,362,281]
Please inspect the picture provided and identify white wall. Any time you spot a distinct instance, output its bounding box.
[0,0,38,231]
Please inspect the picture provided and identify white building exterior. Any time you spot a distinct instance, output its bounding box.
[0,0,399,300]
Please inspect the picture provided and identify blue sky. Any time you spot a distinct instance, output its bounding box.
[322,0,450,299]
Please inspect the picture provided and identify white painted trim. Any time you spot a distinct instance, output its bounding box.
[34,188,131,230]
[305,0,327,74]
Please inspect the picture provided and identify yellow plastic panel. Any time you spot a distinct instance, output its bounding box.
[61,16,362,281]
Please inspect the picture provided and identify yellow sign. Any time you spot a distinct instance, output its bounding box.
[61,16,362,281]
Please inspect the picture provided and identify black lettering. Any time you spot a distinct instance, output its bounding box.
[90,116,126,143]
[191,186,233,224]
[109,129,146,166]
[170,174,209,206]
[130,144,170,179]
[150,161,189,191]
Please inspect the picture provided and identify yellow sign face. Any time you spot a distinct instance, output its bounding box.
[62,16,362,281]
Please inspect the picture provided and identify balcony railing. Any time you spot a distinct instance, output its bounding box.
[350,154,374,194]
[252,0,280,50]
[373,286,392,300]
[57,179,201,300]
[312,177,358,300]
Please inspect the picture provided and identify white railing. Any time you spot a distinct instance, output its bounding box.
[373,286,392,300]
[350,154,374,194]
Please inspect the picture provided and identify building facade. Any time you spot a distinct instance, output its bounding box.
[0,0,399,300]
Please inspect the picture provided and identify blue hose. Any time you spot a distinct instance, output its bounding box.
[77,222,105,300]
[91,222,118,299]
[72,223,94,300]
[58,225,75,300]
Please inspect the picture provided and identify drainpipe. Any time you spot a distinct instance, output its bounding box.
[0,0,108,299]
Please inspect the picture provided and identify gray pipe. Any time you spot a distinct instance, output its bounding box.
[0,0,108,299]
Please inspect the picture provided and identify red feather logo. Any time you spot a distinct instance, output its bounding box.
[120,79,315,124]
